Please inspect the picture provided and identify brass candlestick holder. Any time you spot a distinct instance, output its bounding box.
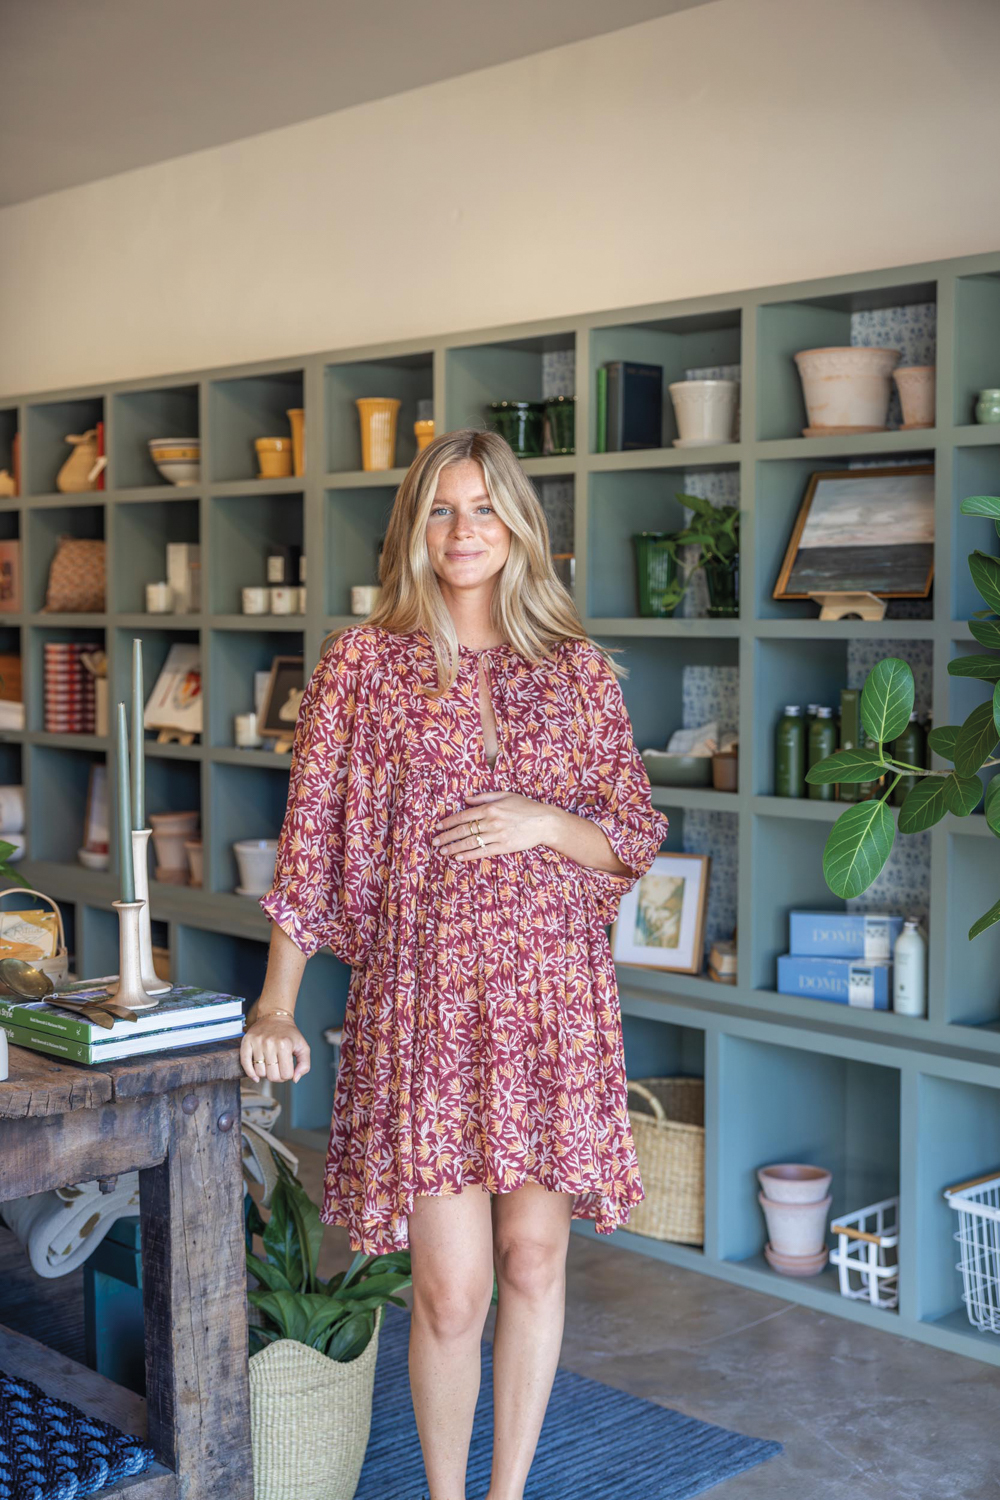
[110,899,159,1011]
[131,828,171,994]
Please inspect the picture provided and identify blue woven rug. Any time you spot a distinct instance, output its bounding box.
[355,1305,782,1500]
[0,1368,154,1500]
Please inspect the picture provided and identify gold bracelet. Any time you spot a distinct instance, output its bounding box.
[258,1007,294,1021]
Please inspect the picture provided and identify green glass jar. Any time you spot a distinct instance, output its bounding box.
[704,555,739,617]
[633,531,678,617]
[544,396,575,455]
[807,706,838,801]
[775,705,805,798]
[487,400,545,457]
[891,711,927,806]
[975,389,1000,425]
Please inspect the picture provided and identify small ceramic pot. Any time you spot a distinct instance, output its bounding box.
[234,838,278,896]
[150,810,200,875]
[793,346,900,431]
[146,581,172,613]
[270,586,296,616]
[757,1163,832,1204]
[668,380,738,446]
[764,1242,828,1278]
[0,785,25,835]
[356,397,401,471]
[892,365,935,429]
[758,1191,831,1257]
[235,712,262,749]
[711,751,738,792]
[414,418,435,452]
[242,586,270,615]
[184,838,204,888]
[975,389,1000,425]
[256,437,294,479]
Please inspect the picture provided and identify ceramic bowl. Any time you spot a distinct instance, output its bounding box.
[641,750,712,787]
[758,1163,832,1204]
[149,438,201,486]
[77,845,108,871]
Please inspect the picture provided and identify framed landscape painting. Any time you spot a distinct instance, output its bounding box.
[773,465,935,601]
[610,853,710,975]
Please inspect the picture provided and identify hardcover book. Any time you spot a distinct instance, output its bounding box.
[0,982,245,1043]
[605,361,663,451]
[0,1016,244,1066]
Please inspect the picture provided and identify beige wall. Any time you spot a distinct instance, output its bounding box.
[2,0,998,397]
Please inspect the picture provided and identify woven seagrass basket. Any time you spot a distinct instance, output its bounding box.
[249,1305,383,1500]
[626,1078,705,1245]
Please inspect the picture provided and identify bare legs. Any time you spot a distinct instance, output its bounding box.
[407,1182,574,1500]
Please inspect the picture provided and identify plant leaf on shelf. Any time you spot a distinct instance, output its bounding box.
[948,654,1000,681]
[960,494,1000,519]
[805,748,886,785]
[822,801,895,898]
[969,551,1000,616]
[955,700,999,777]
[971,896,1000,940]
[898,777,951,833]
[927,725,960,759]
[969,618,1000,650]
[985,777,1000,836]
[861,658,914,746]
[943,772,983,817]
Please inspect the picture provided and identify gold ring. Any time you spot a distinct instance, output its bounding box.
[471,818,481,836]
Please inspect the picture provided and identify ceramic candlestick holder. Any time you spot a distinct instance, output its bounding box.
[132,827,171,995]
[110,900,159,1011]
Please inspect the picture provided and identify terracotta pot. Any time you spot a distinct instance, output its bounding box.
[150,810,200,873]
[893,365,936,429]
[793,346,900,432]
[711,751,738,792]
[757,1163,832,1204]
[764,1242,829,1278]
[286,409,305,476]
[759,1191,831,1257]
[185,838,204,888]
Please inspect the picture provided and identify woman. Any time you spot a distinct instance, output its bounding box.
[242,427,670,1500]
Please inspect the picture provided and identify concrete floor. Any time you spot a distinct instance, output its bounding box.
[290,1143,1000,1500]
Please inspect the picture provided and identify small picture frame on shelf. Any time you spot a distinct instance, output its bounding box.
[609,852,710,975]
[144,643,203,735]
[772,465,935,601]
[259,656,305,745]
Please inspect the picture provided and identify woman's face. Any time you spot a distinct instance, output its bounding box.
[425,460,511,595]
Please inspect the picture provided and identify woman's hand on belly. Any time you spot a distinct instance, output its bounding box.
[432,789,560,862]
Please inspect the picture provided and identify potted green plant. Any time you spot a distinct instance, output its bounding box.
[245,1158,413,1500]
[806,492,1000,941]
[651,492,740,618]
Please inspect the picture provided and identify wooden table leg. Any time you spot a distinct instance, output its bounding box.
[138,1075,253,1499]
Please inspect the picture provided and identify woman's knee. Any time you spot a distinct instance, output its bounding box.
[493,1234,565,1299]
[412,1275,493,1341]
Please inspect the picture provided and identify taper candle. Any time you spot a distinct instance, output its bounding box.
[131,637,144,830]
[117,701,135,904]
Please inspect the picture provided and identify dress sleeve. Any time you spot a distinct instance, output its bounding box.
[259,633,390,964]
[569,646,671,926]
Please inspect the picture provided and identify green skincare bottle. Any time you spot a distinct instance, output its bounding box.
[808,706,838,801]
[838,689,861,803]
[891,711,927,806]
[775,705,805,797]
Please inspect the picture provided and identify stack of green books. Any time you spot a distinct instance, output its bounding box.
[0,982,246,1065]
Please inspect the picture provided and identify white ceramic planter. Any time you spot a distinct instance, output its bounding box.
[893,365,936,429]
[150,810,200,873]
[758,1191,831,1257]
[757,1163,832,1204]
[235,838,278,896]
[668,379,738,446]
[793,346,900,431]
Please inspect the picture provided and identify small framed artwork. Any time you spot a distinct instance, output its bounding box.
[260,656,305,741]
[144,644,203,734]
[773,465,935,601]
[610,852,711,975]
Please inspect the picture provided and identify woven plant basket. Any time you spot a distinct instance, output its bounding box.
[249,1306,383,1500]
[626,1078,705,1245]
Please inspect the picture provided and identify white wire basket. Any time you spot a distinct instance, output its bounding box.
[944,1171,1000,1334]
[829,1196,900,1309]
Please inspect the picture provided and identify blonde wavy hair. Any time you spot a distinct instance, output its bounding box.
[331,428,624,695]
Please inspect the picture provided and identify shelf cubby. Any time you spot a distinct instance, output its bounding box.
[0,409,18,484]
[755,279,937,441]
[111,624,199,737]
[324,486,393,616]
[208,490,303,614]
[445,331,575,437]
[589,308,741,452]
[325,352,433,474]
[27,745,104,863]
[24,396,104,496]
[952,443,1000,620]
[601,633,739,753]
[172,923,261,999]
[944,834,1000,1031]
[204,760,291,895]
[77,904,119,978]
[206,626,303,749]
[111,384,200,490]
[208,368,304,484]
[954,272,1000,428]
[26,503,105,613]
[112,497,199,613]
[27,624,106,736]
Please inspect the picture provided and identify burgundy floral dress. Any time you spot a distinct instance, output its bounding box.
[260,625,670,1253]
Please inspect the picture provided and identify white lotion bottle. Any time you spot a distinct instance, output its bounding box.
[893,917,927,1017]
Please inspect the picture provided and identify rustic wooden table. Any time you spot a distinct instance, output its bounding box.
[0,1040,253,1500]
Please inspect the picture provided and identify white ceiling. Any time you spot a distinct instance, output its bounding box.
[1,0,719,208]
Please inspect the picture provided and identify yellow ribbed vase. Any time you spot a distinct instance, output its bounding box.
[356,397,400,472]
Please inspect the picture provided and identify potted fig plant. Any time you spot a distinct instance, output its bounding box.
[650,492,740,618]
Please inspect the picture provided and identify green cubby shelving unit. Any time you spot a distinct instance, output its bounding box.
[5,248,1000,1365]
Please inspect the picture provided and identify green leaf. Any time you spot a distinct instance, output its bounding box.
[943,772,983,817]
[960,494,1000,519]
[971,897,1000,940]
[969,618,1000,651]
[898,777,951,833]
[995,680,1000,738]
[948,654,1000,682]
[861,658,915,745]
[955,700,999,777]
[249,1290,312,1344]
[326,1311,375,1362]
[246,1252,293,1295]
[927,725,960,759]
[822,801,895,899]
[985,777,1000,836]
[260,1181,304,1291]
[969,551,1000,616]
[805,748,886,785]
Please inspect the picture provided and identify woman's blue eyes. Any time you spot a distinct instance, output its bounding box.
[431,505,493,516]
